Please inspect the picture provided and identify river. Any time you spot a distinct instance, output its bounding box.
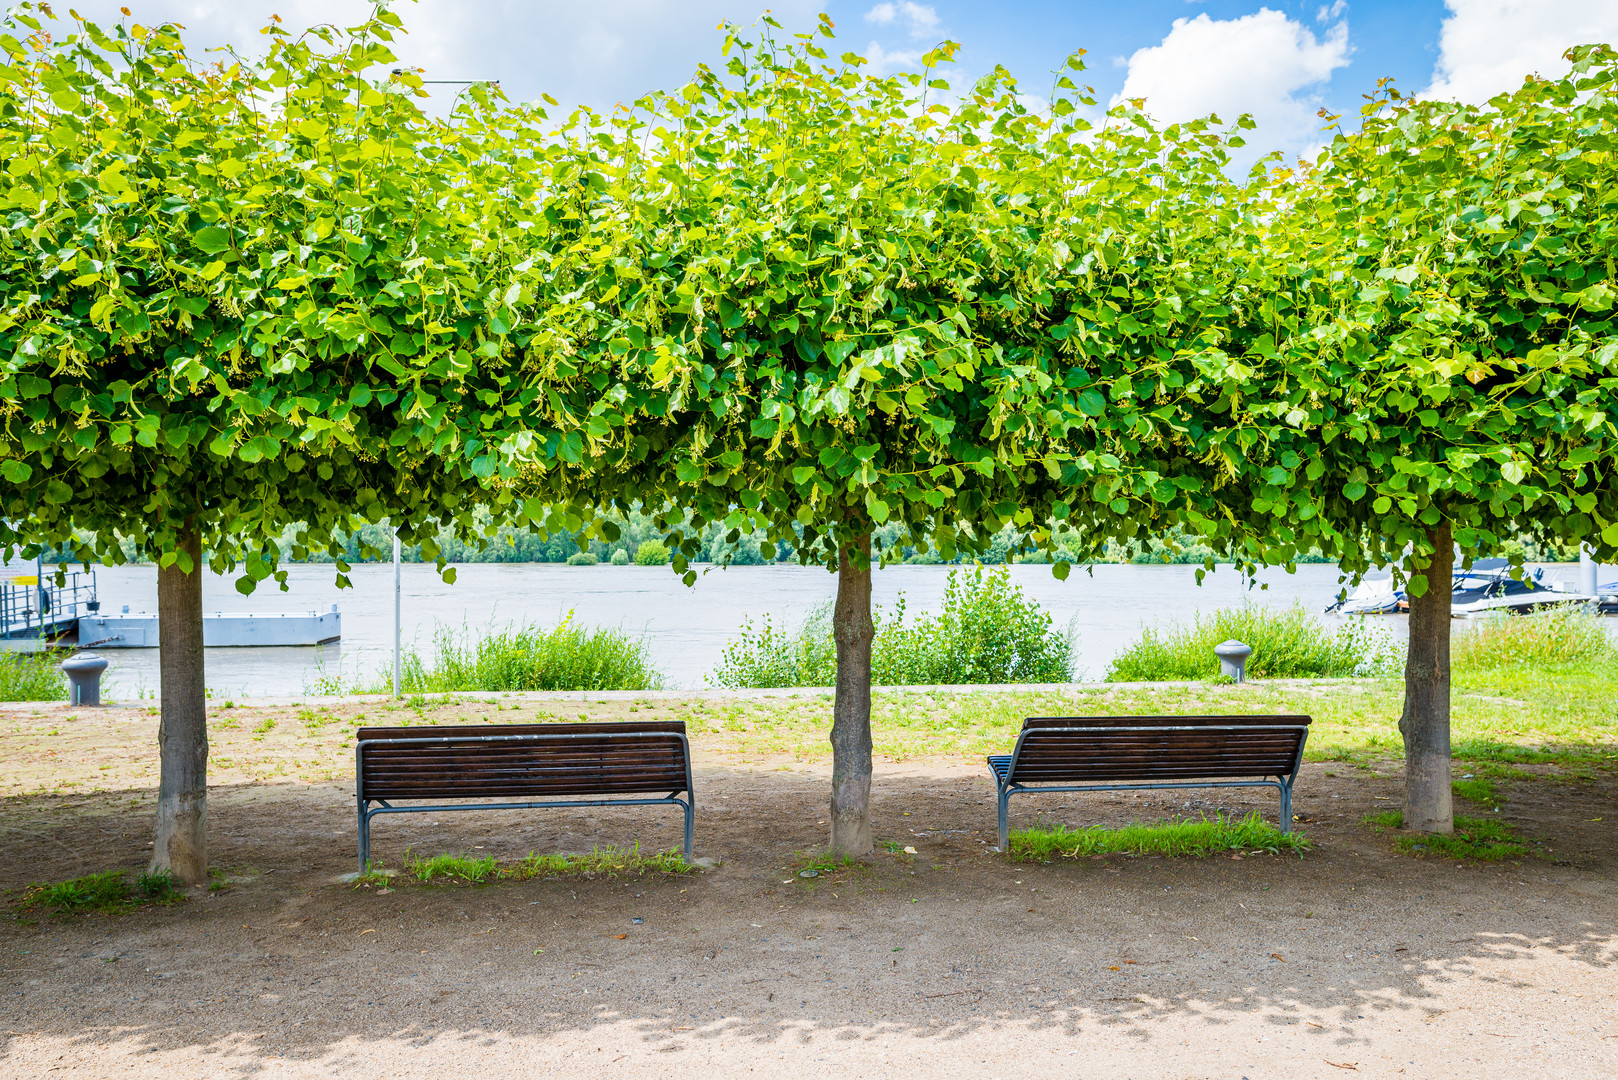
[29,559,1441,699]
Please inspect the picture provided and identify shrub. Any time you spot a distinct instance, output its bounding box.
[710,565,1073,687]
[372,614,661,693]
[0,649,67,701]
[1452,604,1614,670]
[633,540,670,565]
[609,548,630,566]
[1105,602,1402,681]
[565,551,599,566]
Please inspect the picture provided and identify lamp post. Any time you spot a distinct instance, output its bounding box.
[392,532,401,700]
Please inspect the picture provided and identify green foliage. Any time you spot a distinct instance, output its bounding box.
[367,616,661,693]
[0,3,528,586]
[634,540,670,566]
[1009,814,1310,862]
[710,565,1072,687]
[609,548,630,566]
[565,552,599,566]
[494,17,1253,579]
[1105,603,1403,681]
[0,649,66,701]
[17,867,182,914]
[1365,811,1533,860]
[1453,606,1617,670]
[1184,45,1618,579]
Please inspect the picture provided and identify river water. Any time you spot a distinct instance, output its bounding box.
[47,559,1435,699]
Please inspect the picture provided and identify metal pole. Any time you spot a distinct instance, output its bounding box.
[35,551,43,643]
[1581,544,1599,597]
[392,532,401,699]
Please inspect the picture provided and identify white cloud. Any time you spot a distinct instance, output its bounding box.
[1317,1,1348,23]
[1113,8,1350,168]
[864,2,940,40]
[1424,0,1618,103]
[48,1,821,113]
[861,41,925,76]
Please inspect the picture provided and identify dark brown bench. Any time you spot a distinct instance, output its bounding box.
[986,714,1311,848]
[355,720,693,872]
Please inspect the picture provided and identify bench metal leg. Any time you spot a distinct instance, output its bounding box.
[1279,779,1293,835]
[357,798,370,874]
[998,788,1010,851]
[682,797,693,862]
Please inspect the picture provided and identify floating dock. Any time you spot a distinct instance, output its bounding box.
[77,608,341,648]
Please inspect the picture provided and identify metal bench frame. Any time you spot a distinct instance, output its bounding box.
[988,722,1310,849]
[356,730,695,872]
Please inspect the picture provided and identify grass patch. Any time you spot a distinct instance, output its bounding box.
[361,614,661,693]
[1451,777,1501,806]
[1453,605,1616,670]
[1364,811,1533,860]
[711,564,1072,688]
[396,845,692,886]
[0,649,67,702]
[790,851,864,876]
[507,845,692,878]
[1009,813,1310,862]
[404,851,499,884]
[1106,602,1402,681]
[16,868,182,915]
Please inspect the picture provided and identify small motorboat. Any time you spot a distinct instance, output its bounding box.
[1324,576,1401,614]
[1448,565,1596,617]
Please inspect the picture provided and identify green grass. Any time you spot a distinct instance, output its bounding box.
[1451,777,1501,806]
[404,851,499,884]
[711,564,1072,688]
[16,868,182,914]
[394,845,693,886]
[359,614,662,693]
[507,845,693,878]
[1008,813,1310,862]
[0,649,67,701]
[1107,602,1402,681]
[1453,605,1616,669]
[791,851,864,876]
[1364,811,1534,860]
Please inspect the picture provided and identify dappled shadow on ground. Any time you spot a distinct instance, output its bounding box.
[1,765,1615,1075]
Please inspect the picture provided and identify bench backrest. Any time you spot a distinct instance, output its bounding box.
[355,721,690,802]
[1006,714,1310,785]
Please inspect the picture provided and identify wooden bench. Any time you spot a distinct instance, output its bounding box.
[355,720,693,872]
[985,714,1311,848]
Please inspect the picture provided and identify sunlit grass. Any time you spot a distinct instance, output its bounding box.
[15,868,182,915]
[0,650,66,702]
[395,844,693,885]
[1009,813,1310,862]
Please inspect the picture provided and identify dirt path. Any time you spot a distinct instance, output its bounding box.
[1,755,1615,1078]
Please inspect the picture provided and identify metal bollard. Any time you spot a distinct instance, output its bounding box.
[1213,639,1252,683]
[61,652,108,706]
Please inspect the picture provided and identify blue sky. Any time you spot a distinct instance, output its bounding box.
[50,2,1618,165]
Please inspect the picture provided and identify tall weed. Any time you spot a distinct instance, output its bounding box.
[710,565,1073,688]
[0,649,67,701]
[362,613,661,693]
[1452,604,1615,670]
[1106,602,1402,681]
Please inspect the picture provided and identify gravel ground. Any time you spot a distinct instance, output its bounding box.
[1,752,1614,1078]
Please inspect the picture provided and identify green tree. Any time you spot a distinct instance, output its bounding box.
[0,5,530,880]
[1186,46,1618,833]
[498,19,1250,852]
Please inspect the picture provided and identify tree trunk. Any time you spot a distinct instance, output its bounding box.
[1399,522,1453,834]
[829,530,874,855]
[154,526,208,884]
